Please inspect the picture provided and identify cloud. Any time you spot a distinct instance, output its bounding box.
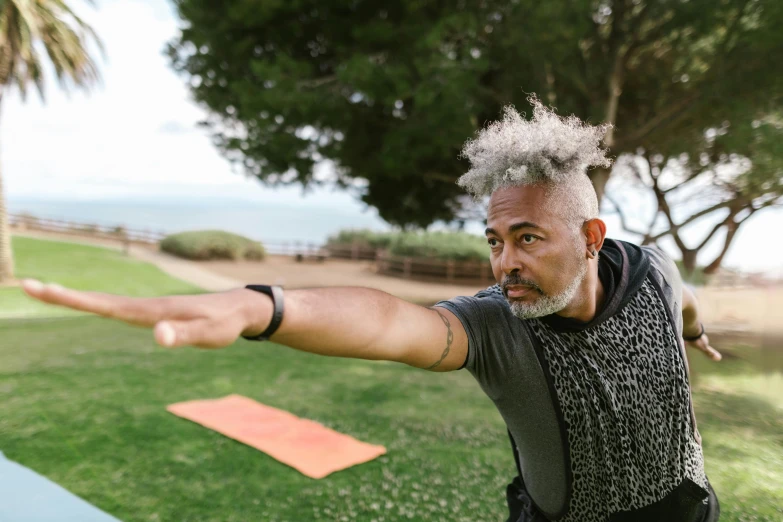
[1,0,238,193]
[158,120,195,134]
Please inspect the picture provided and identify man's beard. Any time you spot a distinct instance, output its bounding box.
[502,258,588,320]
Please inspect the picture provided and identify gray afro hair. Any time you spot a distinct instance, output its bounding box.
[458,95,613,198]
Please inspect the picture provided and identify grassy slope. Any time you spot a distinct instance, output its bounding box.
[0,236,781,521]
[0,236,202,318]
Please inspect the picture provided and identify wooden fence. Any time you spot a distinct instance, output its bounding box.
[9,213,493,282]
[325,243,381,261]
[327,242,494,283]
[9,212,165,247]
[264,241,329,261]
[376,252,494,284]
[9,212,330,260]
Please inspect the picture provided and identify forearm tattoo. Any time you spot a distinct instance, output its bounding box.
[426,307,453,370]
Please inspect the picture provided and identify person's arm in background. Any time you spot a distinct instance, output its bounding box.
[681,284,722,362]
[19,281,469,372]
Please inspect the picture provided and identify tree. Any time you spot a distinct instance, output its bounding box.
[167,0,783,228]
[606,113,783,275]
[0,0,101,283]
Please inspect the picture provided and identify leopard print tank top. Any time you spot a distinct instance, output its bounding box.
[527,278,708,521]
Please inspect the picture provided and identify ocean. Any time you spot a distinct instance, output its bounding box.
[7,198,393,246]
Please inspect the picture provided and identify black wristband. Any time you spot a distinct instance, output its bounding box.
[241,285,284,341]
[683,322,705,342]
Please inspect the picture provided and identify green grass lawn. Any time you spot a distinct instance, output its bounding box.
[0,236,202,318]
[1,236,781,521]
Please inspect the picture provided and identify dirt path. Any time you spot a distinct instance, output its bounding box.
[11,230,485,302]
[131,248,246,292]
[199,256,486,304]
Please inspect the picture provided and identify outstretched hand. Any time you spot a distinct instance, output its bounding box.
[20,279,269,349]
[685,333,722,362]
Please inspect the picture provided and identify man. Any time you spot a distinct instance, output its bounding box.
[22,97,721,521]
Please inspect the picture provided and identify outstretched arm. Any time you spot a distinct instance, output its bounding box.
[681,284,722,362]
[21,280,469,372]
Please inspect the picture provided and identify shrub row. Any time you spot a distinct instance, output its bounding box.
[327,229,489,262]
[160,230,266,261]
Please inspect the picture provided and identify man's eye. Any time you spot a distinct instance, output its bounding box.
[521,235,538,244]
[487,238,500,247]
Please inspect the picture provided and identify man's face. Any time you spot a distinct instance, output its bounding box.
[485,185,587,319]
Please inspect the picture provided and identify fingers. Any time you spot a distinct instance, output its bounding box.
[686,334,722,362]
[21,279,169,327]
[23,279,114,315]
[703,344,722,362]
[154,318,237,349]
[699,334,722,361]
[23,279,240,349]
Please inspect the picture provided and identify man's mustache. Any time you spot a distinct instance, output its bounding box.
[501,274,544,296]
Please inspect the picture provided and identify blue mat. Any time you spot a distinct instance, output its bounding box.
[0,452,122,522]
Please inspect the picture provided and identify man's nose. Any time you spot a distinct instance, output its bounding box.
[500,246,523,276]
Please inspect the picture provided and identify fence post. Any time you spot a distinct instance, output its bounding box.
[403,257,412,279]
[351,241,360,261]
[446,260,455,282]
[480,263,489,282]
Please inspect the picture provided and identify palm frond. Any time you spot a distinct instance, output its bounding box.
[0,0,102,101]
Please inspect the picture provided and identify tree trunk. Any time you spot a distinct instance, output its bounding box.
[592,53,625,209]
[681,249,698,277]
[703,221,740,275]
[590,166,611,208]
[0,162,14,283]
[0,102,14,284]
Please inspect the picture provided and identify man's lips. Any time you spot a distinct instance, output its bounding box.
[505,285,534,298]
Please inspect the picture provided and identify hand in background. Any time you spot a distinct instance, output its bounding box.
[685,332,722,362]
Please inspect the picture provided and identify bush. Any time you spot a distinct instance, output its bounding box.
[326,229,395,249]
[389,231,489,262]
[329,228,489,262]
[160,230,266,261]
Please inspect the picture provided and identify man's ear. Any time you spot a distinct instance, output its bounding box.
[584,218,607,257]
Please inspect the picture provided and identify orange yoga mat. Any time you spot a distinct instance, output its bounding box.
[167,394,387,479]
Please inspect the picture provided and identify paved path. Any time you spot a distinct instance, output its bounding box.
[130,247,243,292]
[12,230,243,292]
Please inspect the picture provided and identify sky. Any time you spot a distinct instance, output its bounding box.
[2,0,781,276]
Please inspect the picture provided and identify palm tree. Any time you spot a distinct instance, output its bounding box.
[0,0,101,283]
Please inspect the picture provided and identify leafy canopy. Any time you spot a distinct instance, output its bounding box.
[167,0,783,228]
